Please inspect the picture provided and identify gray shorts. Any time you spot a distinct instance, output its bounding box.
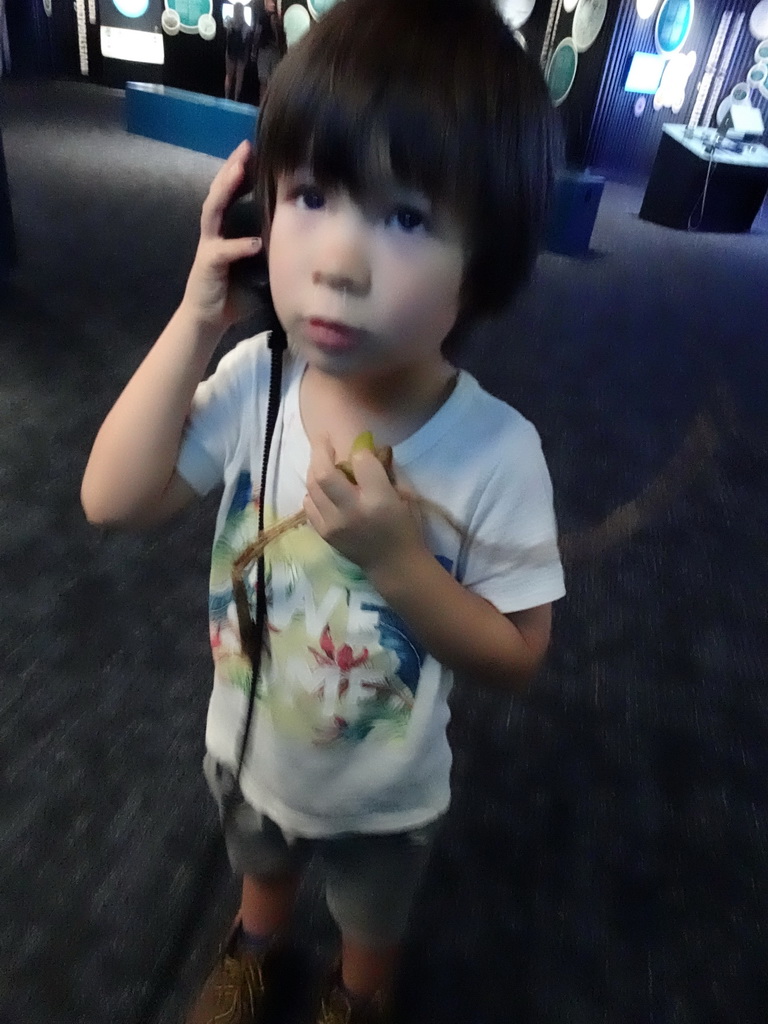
[204,755,441,946]
[256,44,280,85]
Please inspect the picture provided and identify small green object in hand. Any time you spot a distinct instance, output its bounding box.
[337,431,394,484]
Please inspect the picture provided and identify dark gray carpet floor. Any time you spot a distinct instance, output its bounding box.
[1,78,767,1024]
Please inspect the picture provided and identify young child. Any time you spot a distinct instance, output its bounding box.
[81,0,565,1021]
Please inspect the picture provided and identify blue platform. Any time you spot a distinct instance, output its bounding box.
[546,170,605,257]
[125,82,258,160]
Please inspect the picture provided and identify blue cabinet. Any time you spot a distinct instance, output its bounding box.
[546,170,605,256]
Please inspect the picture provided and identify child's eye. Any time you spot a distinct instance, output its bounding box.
[295,186,325,210]
[387,206,429,234]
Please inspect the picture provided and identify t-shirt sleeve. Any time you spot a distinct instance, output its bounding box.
[176,335,265,497]
[460,422,565,613]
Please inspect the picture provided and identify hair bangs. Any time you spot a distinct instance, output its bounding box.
[254,6,475,224]
[253,0,559,323]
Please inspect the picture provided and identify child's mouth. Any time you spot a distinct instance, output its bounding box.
[305,318,361,352]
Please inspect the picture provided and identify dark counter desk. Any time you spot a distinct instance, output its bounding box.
[640,123,768,233]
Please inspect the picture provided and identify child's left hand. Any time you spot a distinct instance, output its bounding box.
[304,437,424,575]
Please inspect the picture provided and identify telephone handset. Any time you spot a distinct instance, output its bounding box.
[220,192,271,296]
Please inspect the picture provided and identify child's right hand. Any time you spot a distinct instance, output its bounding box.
[181,140,263,333]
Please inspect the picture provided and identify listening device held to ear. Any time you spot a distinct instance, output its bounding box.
[221,193,271,295]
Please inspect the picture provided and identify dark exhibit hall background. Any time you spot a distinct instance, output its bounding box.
[2,78,768,1024]
[7,0,768,176]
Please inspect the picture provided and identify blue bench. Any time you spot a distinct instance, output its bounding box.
[125,82,258,160]
[546,170,605,256]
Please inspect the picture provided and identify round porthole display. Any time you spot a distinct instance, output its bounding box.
[655,0,694,55]
[755,39,768,62]
[546,37,578,106]
[731,81,750,103]
[306,0,342,20]
[497,0,537,28]
[283,2,311,44]
[114,0,149,15]
[198,12,216,38]
[747,62,768,87]
[161,7,180,32]
[751,62,768,97]
[572,0,607,52]
[750,0,768,40]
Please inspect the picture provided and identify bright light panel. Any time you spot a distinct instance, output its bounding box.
[625,51,667,93]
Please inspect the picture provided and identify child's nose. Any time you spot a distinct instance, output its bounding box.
[311,210,371,296]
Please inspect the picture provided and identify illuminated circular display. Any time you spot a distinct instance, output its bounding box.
[161,7,180,32]
[572,0,607,52]
[751,62,768,97]
[283,2,311,45]
[750,0,768,40]
[113,0,149,15]
[546,37,578,106]
[747,62,768,87]
[306,0,342,19]
[497,0,537,28]
[198,12,216,38]
[732,81,750,102]
[655,0,694,55]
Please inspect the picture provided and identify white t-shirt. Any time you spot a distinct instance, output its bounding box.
[177,332,565,837]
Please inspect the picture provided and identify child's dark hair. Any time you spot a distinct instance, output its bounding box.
[254,0,560,330]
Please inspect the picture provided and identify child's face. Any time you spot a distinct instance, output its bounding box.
[267,169,466,380]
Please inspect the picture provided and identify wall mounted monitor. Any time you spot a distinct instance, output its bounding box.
[624,51,667,93]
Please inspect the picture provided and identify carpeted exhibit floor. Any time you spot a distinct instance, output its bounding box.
[1,79,767,1024]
